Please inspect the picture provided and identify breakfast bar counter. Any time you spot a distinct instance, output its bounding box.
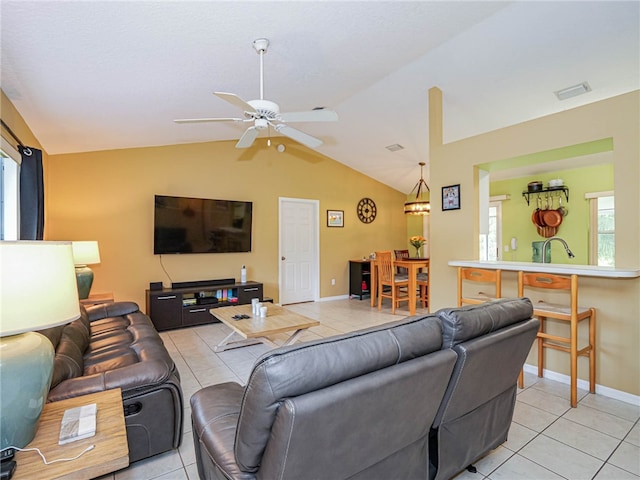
[448,260,640,279]
[447,259,640,401]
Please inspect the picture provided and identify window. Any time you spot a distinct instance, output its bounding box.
[487,203,500,261]
[481,197,507,261]
[1,141,20,240]
[587,191,614,266]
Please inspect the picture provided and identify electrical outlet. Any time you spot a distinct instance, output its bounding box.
[331,278,336,286]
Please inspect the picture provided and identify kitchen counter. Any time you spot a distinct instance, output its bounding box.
[448,260,640,278]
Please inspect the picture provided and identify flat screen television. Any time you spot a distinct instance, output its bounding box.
[154,195,252,254]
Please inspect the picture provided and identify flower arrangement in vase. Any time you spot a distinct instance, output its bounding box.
[409,236,426,258]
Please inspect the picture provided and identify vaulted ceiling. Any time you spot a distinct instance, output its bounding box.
[1,1,638,193]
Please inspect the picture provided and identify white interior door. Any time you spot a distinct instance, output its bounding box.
[279,197,319,305]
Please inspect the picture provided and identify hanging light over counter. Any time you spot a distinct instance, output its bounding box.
[404,162,430,215]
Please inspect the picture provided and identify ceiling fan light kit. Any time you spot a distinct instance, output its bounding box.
[174,38,338,150]
[404,162,431,215]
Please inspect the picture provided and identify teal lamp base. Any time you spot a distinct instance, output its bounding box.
[0,332,55,449]
[75,265,94,299]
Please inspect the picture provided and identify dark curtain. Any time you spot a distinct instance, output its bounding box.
[19,146,44,240]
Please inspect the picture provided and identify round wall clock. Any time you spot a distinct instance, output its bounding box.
[357,197,377,223]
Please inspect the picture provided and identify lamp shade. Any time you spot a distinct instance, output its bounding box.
[404,162,431,216]
[0,241,81,450]
[0,241,81,336]
[71,240,101,266]
[404,201,431,215]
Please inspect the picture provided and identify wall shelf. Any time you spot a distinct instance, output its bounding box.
[522,186,569,205]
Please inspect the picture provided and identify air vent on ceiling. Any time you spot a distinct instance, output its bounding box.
[385,144,404,152]
[554,82,591,101]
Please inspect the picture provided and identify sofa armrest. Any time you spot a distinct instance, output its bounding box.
[48,358,177,402]
[85,301,140,322]
[191,383,254,479]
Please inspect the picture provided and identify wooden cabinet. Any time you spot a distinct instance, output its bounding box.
[349,260,372,300]
[147,293,182,331]
[146,281,263,331]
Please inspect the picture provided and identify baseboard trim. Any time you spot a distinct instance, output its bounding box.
[522,363,640,406]
[318,294,350,302]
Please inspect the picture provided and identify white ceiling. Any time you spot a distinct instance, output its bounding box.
[1,1,638,194]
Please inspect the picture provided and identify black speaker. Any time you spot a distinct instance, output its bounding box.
[149,282,163,291]
[172,278,235,289]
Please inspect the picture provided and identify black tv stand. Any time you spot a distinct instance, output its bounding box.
[145,279,263,331]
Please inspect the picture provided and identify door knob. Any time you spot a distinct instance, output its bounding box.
[281,256,286,261]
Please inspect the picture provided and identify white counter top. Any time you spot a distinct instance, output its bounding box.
[448,260,640,278]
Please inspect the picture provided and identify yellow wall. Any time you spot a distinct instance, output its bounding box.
[45,140,407,308]
[429,90,640,395]
[1,92,43,153]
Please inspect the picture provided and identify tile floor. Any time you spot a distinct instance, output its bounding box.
[102,299,639,480]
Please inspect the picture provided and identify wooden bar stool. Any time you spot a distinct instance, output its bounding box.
[517,271,596,407]
[457,267,501,306]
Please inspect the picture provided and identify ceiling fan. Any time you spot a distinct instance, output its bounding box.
[174,38,338,149]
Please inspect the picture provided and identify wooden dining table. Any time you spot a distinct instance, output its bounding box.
[369,258,430,315]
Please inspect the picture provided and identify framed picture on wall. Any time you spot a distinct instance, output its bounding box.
[327,210,344,227]
[442,184,461,211]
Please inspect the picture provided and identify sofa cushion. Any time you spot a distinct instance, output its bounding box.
[437,297,534,349]
[47,305,178,402]
[234,313,444,472]
[85,301,140,321]
[44,315,91,389]
[38,324,65,350]
[78,304,91,331]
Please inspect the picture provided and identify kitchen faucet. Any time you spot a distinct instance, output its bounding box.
[542,237,575,263]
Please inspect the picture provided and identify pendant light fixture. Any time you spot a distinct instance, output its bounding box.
[404,162,430,215]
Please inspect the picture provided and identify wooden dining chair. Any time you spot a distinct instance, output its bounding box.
[376,251,409,314]
[518,271,596,407]
[393,249,410,275]
[457,267,501,307]
[394,249,428,308]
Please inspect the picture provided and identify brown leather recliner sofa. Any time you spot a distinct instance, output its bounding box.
[190,298,538,480]
[38,301,183,463]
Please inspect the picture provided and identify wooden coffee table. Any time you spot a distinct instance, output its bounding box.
[211,304,320,352]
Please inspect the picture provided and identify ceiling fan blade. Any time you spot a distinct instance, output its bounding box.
[235,126,259,148]
[174,117,243,124]
[278,109,338,123]
[214,92,256,113]
[274,124,323,149]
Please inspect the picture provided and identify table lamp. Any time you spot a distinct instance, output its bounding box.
[71,241,101,299]
[0,241,81,453]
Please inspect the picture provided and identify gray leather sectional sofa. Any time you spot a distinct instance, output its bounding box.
[190,298,538,480]
[39,301,183,463]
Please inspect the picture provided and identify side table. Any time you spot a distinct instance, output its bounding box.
[14,388,129,479]
[349,260,372,300]
[79,292,114,307]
